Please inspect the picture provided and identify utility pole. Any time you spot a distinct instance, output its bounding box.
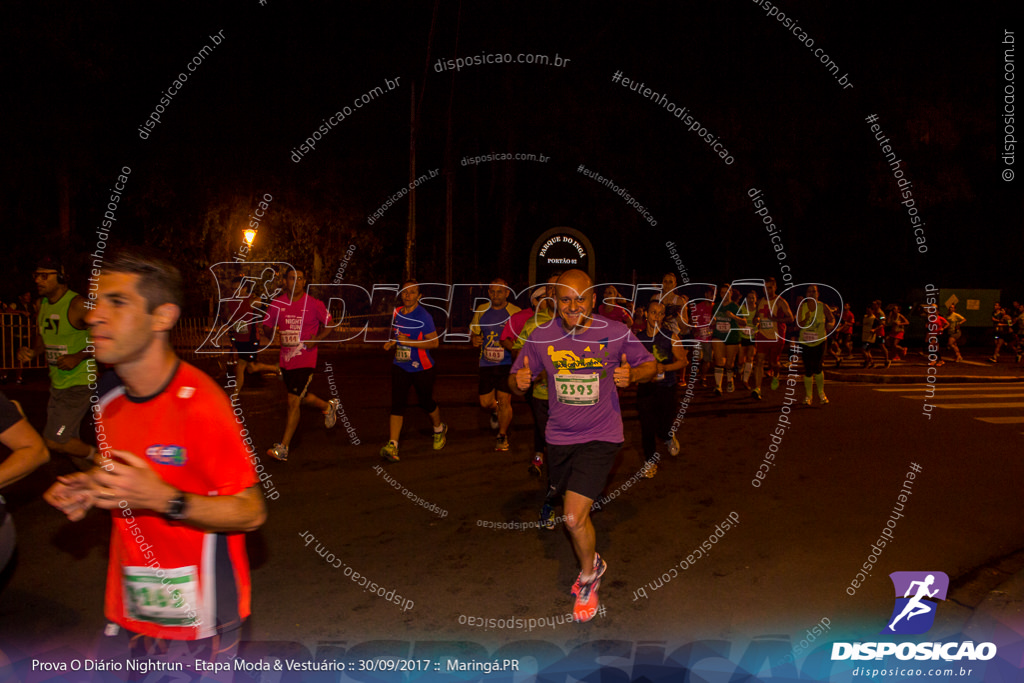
[405,82,417,281]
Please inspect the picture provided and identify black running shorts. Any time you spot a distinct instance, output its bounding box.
[547,440,622,501]
[478,364,512,396]
[282,368,314,397]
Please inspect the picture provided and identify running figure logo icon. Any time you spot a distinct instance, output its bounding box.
[881,571,949,635]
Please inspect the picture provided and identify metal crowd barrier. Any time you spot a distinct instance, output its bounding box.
[0,314,47,372]
[2,311,396,372]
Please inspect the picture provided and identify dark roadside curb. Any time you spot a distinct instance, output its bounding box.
[828,371,1024,384]
[955,549,1024,644]
[825,355,1024,384]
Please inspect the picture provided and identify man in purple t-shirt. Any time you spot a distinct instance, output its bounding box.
[510,269,655,623]
[260,267,339,461]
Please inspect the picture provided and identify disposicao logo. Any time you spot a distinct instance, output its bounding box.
[832,570,997,662]
[882,571,948,635]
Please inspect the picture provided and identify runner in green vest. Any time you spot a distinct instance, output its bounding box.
[17,257,96,462]
[796,284,836,406]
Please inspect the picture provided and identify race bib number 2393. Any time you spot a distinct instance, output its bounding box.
[554,373,600,405]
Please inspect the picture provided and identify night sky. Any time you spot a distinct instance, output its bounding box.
[2,1,1019,312]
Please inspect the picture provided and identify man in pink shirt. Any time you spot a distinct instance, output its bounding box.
[261,267,339,461]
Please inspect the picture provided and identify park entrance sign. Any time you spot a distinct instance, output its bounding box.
[528,227,595,285]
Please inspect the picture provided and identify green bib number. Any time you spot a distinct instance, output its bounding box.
[44,344,68,365]
[554,373,600,405]
[123,565,200,627]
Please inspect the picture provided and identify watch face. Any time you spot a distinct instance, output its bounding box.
[166,494,187,520]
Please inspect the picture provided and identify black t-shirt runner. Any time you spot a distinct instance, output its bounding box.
[1,391,26,522]
[0,392,23,434]
[636,330,677,386]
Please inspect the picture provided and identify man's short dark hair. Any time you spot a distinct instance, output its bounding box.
[36,255,65,275]
[104,248,183,313]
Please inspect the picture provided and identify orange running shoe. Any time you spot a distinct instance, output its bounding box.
[571,554,607,623]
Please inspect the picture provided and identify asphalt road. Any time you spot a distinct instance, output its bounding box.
[1,348,1023,668]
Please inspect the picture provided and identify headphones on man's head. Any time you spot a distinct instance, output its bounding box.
[36,256,66,284]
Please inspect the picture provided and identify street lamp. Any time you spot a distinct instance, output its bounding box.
[243,229,257,246]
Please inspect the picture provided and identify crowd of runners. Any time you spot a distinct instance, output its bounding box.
[1,253,1022,664]
[187,268,1024,622]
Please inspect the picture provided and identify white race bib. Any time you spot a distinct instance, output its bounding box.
[483,345,504,363]
[395,345,411,362]
[281,330,301,347]
[123,565,200,627]
[715,321,731,333]
[554,373,600,405]
[802,331,820,342]
[759,320,774,330]
[44,344,68,365]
